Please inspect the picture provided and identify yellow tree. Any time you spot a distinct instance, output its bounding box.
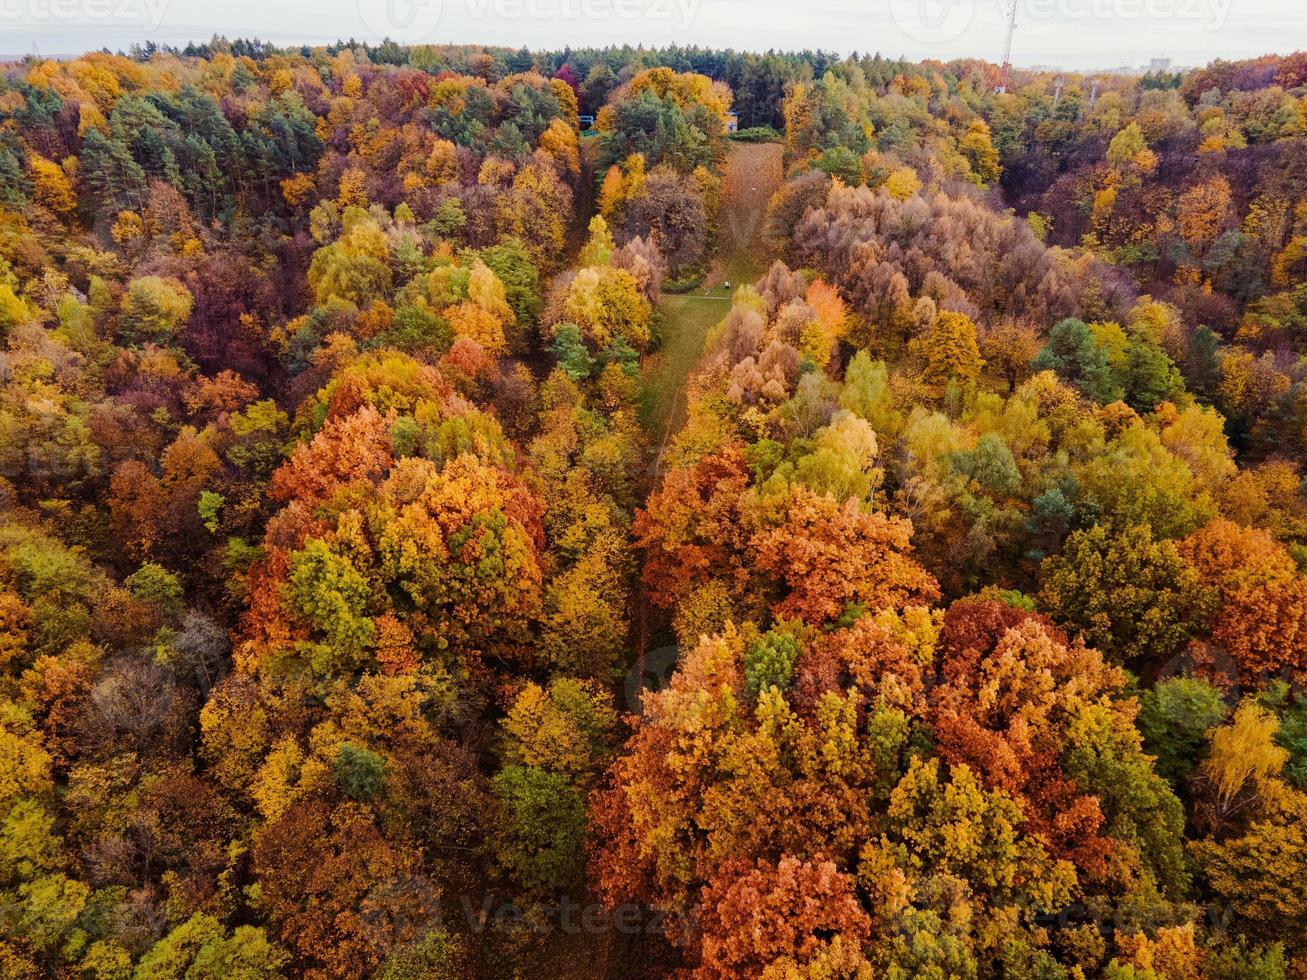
[1198,699,1288,820]
[597,164,625,217]
[1106,121,1158,178]
[919,311,983,386]
[1177,176,1233,256]
[1191,775,1307,947]
[26,154,76,216]
[561,265,652,350]
[578,214,615,268]
[959,119,1001,185]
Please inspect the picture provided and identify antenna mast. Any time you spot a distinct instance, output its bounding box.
[995,0,1019,93]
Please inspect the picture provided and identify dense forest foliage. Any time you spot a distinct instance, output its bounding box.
[0,35,1305,978]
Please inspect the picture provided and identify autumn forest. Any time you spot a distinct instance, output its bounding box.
[0,36,1306,979]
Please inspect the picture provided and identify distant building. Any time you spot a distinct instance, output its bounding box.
[1148,57,1173,73]
[725,111,739,134]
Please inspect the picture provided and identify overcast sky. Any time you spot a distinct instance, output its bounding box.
[0,0,1300,70]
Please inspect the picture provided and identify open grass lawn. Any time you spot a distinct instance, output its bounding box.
[639,142,785,468]
[639,291,731,448]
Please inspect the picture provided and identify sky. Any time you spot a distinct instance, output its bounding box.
[0,0,1300,70]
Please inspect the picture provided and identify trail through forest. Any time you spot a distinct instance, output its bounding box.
[640,140,785,474]
[604,136,786,980]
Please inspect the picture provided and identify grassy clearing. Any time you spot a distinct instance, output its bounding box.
[639,292,730,446]
[639,143,784,465]
[709,141,783,286]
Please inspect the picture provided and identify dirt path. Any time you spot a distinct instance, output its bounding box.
[706,140,784,288]
[639,141,784,468]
